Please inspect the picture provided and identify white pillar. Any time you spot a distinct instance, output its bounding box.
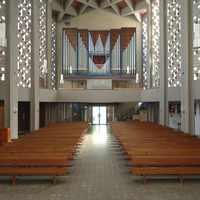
[5,0,19,138]
[159,0,168,126]
[181,0,194,134]
[30,0,40,132]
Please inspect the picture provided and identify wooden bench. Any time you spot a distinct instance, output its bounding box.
[0,145,76,152]
[120,142,200,147]
[129,156,200,184]
[0,151,73,158]
[119,137,200,142]
[0,157,68,185]
[110,121,200,184]
[125,150,200,158]
[0,122,89,184]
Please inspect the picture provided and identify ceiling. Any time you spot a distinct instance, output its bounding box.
[50,0,149,23]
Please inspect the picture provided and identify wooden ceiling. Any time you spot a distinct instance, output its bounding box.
[50,0,149,23]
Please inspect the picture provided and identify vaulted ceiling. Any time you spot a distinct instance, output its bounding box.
[50,0,149,23]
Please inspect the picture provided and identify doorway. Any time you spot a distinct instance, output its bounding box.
[18,102,30,133]
[0,100,4,128]
[92,106,107,124]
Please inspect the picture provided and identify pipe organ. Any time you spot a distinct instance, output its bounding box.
[63,28,136,77]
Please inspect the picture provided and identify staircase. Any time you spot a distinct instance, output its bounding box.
[117,102,146,121]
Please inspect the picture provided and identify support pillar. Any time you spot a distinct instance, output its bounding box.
[159,0,168,126]
[30,0,40,132]
[5,0,18,138]
[181,0,194,134]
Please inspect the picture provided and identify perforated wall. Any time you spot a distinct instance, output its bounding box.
[193,0,200,81]
[17,0,32,88]
[142,18,147,89]
[51,19,56,89]
[39,0,46,81]
[152,0,160,87]
[167,0,182,87]
[0,0,6,81]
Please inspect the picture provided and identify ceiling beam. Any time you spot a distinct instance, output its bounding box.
[111,3,120,15]
[88,0,99,9]
[76,0,88,4]
[111,0,123,4]
[103,6,118,15]
[65,6,78,17]
[49,0,64,12]
[121,7,132,17]
[145,0,150,4]
[81,6,96,15]
[100,0,110,9]
[78,4,88,15]
[125,0,134,12]
[133,11,141,22]
[64,0,74,11]
[57,12,65,23]
[134,0,148,12]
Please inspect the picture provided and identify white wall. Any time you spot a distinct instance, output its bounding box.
[87,79,112,90]
[195,102,200,136]
[57,89,142,103]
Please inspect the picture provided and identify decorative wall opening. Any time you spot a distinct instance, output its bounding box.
[17,0,32,88]
[51,19,56,89]
[62,28,136,78]
[39,0,47,88]
[193,0,200,81]
[167,0,182,87]
[0,0,6,82]
[142,18,147,89]
[152,0,160,87]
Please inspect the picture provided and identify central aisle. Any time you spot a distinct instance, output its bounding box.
[65,125,136,199]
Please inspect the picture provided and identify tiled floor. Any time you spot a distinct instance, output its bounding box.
[0,125,200,200]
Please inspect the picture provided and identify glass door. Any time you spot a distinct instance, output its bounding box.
[92,107,100,124]
[92,106,107,124]
[100,107,106,124]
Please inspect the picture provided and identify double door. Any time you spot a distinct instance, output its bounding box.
[92,107,107,124]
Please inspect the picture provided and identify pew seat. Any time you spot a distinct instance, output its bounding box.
[0,157,68,185]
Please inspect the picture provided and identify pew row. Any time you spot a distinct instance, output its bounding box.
[0,157,68,185]
[110,121,200,184]
[0,122,88,184]
[129,156,200,184]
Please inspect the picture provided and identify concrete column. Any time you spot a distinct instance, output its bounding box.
[181,0,194,134]
[5,0,18,138]
[147,2,152,89]
[30,0,40,131]
[159,0,168,126]
[46,1,52,89]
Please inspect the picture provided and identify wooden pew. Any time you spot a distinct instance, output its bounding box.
[110,121,200,184]
[119,137,200,142]
[0,146,75,152]
[120,142,200,147]
[122,146,200,152]
[130,156,200,184]
[0,157,68,185]
[0,151,72,157]
[0,122,88,184]
[126,150,200,158]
